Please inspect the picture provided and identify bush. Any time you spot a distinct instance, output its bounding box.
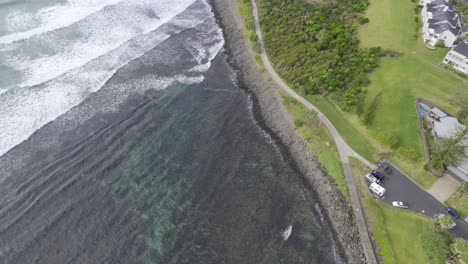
[257,0,382,107]
[420,230,452,263]
[294,119,304,127]
[436,40,446,47]
[376,132,399,148]
[396,147,418,160]
[414,16,419,23]
[437,215,456,229]
[359,17,370,24]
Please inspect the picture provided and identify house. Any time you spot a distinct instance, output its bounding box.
[443,40,468,74]
[427,107,468,182]
[421,0,461,47]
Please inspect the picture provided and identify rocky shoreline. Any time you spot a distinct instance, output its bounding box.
[210,0,366,263]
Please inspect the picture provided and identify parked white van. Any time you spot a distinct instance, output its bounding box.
[369,182,386,197]
[365,173,380,184]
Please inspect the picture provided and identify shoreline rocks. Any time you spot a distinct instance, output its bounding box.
[209,0,366,263]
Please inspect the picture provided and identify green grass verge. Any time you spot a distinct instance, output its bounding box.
[350,157,439,263]
[446,186,468,218]
[281,93,349,197]
[238,0,264,71]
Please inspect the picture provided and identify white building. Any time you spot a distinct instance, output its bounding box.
[421,0,460,47]
[443,40,468,75]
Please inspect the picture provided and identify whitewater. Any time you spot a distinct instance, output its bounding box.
[0,0,223,157]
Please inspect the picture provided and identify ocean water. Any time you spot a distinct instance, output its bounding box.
[0,0,343,263]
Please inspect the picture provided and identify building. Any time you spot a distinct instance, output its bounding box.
[426,107,468,182]
[421,0,461,47]
[443,40,468,75]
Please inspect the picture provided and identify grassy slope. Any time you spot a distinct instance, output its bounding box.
[282,94,349,197]
[305,0,468,189]
[358,0,468,186]
[350,158,433,263]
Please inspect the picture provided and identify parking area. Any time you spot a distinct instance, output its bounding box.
[364,161,468,239]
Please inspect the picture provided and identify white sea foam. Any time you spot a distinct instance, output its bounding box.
[4,0,198,88]
[1,0,123,44]
[0,0,223,157]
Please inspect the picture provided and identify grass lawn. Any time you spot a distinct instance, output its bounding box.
[306,0,468,189]
[445,186,468,218]
[350,158,437,263]
[281,93,349,197]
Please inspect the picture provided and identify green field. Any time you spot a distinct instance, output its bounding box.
[282,94,349,197]
[306,0,468,189]
[350,158,437,263]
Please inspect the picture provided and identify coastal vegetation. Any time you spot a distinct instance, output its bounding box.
[282,94,349,197]
[350,158,453,264]
[257,0,383,109]
[254,0,449,188]
[238,0,263,70]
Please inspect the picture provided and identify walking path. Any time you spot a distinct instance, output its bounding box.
[250,1,378,263]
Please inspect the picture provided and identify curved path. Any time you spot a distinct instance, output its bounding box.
[249,1,378,263]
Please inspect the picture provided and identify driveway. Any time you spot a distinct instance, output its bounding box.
[367,161,468,239]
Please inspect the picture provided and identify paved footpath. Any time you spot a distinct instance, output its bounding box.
[250,1,378,263]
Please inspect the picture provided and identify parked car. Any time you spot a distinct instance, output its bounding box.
[447,207,460,219]
[369,182,386,197]
[365,173,380,184]
[392,201,408,209]
[378,162,392,174]
[371,170,385,181]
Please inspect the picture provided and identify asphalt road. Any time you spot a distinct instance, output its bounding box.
[366,161,468,239]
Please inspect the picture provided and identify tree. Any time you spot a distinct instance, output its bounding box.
[430,129,467,170]
[451,238,468,264]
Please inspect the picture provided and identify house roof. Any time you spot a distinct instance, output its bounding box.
[452,40,468,57]
[428,22,459,35]
[433,116,466,138]
[431,107,447,118]
[428,0,449,5]
[462,24,468,33]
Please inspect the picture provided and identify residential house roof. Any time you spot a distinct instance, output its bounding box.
[452,40,468,56]
[428,22,460,35]
[462,24,468,33]
[433,116,466,138]
[431,107,447,118]
[428,0,449,5]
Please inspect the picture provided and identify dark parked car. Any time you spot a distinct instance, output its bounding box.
[378,162,392,174]
[371,170,385,181]
[447,207,460,219]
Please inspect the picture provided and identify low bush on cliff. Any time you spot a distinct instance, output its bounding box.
[258,0,382,108]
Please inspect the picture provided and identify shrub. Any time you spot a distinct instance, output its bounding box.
[294,119,304,127]
[396,147,418,160]
[436,215,456,229]
[436,40,446,47]
[414,16,419,23]
[359,17,370,24]
[376,132,399,148]
[420,230,452,263]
